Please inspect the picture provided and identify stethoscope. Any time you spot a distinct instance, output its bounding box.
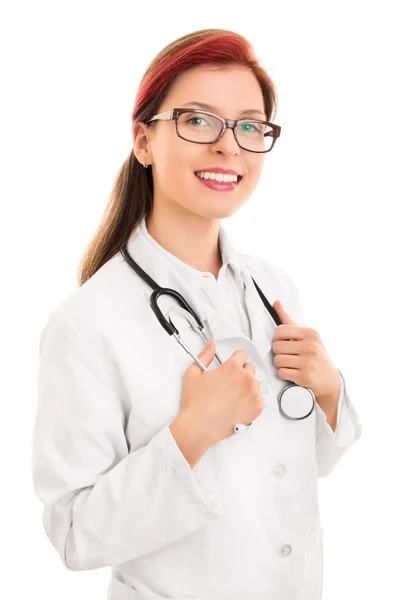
[120,244,316,434]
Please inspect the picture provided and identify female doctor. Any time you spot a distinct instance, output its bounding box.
[31,28,362,600]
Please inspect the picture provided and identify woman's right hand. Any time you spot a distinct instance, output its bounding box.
[180,339,265,444]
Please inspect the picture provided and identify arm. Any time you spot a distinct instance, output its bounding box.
[31,312,224,571]
[279,270,362,477]
[313,366,362,476]
[169,411,212,469]
[315,368,342,432]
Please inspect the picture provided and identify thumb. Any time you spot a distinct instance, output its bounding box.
[188,339,216,375]
[273,299,297,326]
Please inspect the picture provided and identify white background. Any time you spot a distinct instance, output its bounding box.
[2,1,399,598]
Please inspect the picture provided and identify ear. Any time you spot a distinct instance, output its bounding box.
[132,121,152,166]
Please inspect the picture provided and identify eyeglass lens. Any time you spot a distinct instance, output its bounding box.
[177,112,275,152]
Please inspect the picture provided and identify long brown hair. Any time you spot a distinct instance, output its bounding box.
[77,28,278,287]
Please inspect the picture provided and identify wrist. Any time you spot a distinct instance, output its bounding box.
[169,410,216,469]
[175,409,216,449]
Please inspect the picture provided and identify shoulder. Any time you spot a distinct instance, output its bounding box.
[40,250,137,345]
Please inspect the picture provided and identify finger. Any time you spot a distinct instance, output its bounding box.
[230,349,248,367]
[243,361,256,377]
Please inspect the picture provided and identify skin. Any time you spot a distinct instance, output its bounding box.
[133,65,341,431]
[272,301,341,432]
[133,64,266,278]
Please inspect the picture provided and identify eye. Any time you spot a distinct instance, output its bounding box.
[239,122,260,133]
[186,116,208,126]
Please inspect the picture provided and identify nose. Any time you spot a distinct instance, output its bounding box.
[211,126,240,156]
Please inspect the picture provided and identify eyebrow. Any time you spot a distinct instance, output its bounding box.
[181,101,266,119]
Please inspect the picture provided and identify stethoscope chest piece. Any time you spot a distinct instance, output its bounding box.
[277,384,316,421]
[120,243,317,430]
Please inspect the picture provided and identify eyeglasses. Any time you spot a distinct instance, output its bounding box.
[146,108,281,153]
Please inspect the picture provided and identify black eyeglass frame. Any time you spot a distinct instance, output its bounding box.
[146,108,281,154]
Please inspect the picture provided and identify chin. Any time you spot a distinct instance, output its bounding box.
[197,204,242,220]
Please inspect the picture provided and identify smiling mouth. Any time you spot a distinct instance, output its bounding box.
[194,171,243,183]
[193,171,243,191]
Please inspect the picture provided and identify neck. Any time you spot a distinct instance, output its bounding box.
[145,205,223,278]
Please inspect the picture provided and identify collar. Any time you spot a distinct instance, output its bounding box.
[124,215,275,367]
[133,215,247,296]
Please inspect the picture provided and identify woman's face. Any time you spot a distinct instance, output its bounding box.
[134,65,268,221]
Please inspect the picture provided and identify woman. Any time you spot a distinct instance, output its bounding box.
[31,28,362,600]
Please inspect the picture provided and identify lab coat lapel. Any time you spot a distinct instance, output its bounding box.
[125,224,210,329]
[203,270,275,356]
[125,220,276,368]
[242,269,276,358]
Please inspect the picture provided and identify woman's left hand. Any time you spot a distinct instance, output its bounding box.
[271,300,341,403]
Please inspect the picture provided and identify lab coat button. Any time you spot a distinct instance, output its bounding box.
[273,464,286,478]
[279,544,292,557]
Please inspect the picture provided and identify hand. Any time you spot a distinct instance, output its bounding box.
[180,340,264,444]
[271,300,341,404]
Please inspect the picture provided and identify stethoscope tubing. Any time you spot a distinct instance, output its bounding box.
[119,244,315,430]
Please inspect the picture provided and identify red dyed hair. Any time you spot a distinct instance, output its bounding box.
[132,30,276,123]
[77,29,278,286]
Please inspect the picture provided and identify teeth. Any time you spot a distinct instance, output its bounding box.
[195,171,239,183]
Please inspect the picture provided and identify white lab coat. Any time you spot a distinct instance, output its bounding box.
[31,220,362,600]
